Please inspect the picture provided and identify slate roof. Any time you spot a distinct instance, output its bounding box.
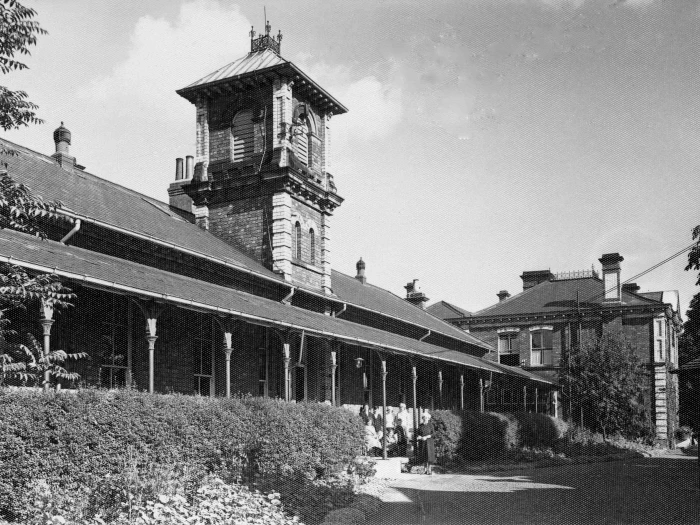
[330,272,488,351]
[1,138,489,352]
[176,49,348,114]
[0,138,281,280]
[639,291,663,302]
[0,228,533,379]
[473,277,662,318]
[425,300,472,321]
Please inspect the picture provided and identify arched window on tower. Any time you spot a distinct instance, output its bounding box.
[309,228,316,265]
[293,118,309,166]
[294,221,302,260]
[231,110,254,162]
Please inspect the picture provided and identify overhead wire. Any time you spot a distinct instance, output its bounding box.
[579,241,697,305]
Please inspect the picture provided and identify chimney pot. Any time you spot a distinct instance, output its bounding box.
[185,155,194,179]
[51,122,76,170]
[355,257,367,284]
[497,290,511,302]
[405,279,429,309]
[175,158,184,180]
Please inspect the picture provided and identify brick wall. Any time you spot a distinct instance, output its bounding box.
[209,196,268,262]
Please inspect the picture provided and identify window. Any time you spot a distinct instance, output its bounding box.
[654,318,665,362]
[294,221,302,260]
[498,333,520,366]
[194,315,214,396]
[293,118,309,166]
[231,110,254,162]
[99,295,130,389]
[309,228,316,265]
[530,328,553,366]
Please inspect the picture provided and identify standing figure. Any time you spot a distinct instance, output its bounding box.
[416,412,436,475]
[359,404,373,426]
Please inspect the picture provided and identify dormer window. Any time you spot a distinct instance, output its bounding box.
[231,110,254,162]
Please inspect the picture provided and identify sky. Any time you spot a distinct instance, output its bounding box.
[4,0,700,316]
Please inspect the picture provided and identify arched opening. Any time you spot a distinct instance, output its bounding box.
[294,221,302,260]
[309,228,315,265]
[231,110,254,162]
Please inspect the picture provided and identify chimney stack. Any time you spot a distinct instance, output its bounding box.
[520,270,554,291]
[175,158,184,180]
[622,282,640,294]
[168,156,194,217]
[52,122,76,170]
[185,155,194,179]
[405,279,429,309]
[355,257,367,284]
[600,253,624,302]
[497,290,511,302]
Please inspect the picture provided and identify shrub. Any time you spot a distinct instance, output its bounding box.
[0,388,363,523]
[431,410,566,463]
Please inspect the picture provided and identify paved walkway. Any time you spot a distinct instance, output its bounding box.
[374,453,699,524]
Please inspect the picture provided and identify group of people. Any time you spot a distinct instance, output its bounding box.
[359,402,436,475]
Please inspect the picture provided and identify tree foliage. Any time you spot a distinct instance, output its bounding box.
[0,0,46,132]
[0,263,76,386]
[560,330,653,441]
[0,170,64,237]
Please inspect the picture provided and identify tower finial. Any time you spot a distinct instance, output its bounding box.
[250,20,282,54]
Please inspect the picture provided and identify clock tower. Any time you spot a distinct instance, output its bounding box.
[169,23,347,294]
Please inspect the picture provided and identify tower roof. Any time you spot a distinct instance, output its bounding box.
[176,48,348,115]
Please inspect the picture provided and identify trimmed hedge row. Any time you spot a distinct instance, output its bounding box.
[0,388,363,523]
[431,410,568,463]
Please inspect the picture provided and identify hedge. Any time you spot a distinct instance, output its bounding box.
[431,410,567,463]
[0,388,363,523]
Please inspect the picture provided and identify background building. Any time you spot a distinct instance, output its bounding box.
[429,254,682,444]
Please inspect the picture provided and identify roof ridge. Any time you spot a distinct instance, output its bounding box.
[473,282,540,315]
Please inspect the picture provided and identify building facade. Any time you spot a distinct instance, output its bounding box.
[429,254,682,444]
[0,26,555,421]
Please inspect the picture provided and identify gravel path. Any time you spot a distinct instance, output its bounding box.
[372,453,699,524]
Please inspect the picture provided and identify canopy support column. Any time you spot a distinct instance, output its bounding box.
[381,358,388,460]
[224,331,233,398]
[460,373,465,410]
[412,364,418,452]
[40,300,54,392]
[283,342,291,402]
[523,385,527,412]
[479,378,485,413]
[330,348,337,406]
[134,300,164,394]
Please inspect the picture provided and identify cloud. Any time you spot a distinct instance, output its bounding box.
[291,56,403,147]
[77,0,251,123]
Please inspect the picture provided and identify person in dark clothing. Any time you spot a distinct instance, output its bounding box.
[416,412,436,475]
[373,406,383,434]
[393,417,408,457]
[359,404,373,426]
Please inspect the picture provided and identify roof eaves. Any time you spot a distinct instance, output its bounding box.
[176,58,348,115]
